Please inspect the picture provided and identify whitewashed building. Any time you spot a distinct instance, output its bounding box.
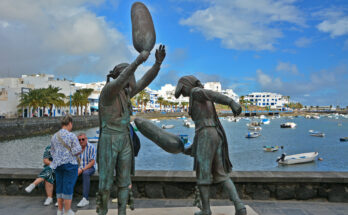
[0,74,80,118]
[243,92,289,109]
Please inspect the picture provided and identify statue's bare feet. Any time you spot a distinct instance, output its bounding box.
[235,207,247,215]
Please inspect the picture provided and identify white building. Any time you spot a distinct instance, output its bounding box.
[75,81,105,113]
[204,82,222,92]
[243,92,289,109]
[0,74,81,118]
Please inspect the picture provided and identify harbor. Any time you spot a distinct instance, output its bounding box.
[1,114,347,172]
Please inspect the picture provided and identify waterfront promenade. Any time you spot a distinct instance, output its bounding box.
[1,196,348,215]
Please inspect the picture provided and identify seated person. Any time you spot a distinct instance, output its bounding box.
[76,133,96,207]
[25,145,55,206]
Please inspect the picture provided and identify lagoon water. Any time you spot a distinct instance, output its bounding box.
[0,116,347,172]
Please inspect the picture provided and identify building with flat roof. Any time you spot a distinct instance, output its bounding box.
[243,92,289,109]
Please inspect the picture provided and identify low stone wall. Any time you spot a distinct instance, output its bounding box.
[1,168,347,202]
[0,116,99,141]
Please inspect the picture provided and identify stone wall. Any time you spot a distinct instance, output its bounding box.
[0,116,99,141]
[1,168,347,202]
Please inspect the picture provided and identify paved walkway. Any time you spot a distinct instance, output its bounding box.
[0,196,347,215]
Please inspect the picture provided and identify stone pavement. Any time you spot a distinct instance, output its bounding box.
[77,206,258,215]
[1,196,348,215]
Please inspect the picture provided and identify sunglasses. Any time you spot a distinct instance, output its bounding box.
[78,138,85,141]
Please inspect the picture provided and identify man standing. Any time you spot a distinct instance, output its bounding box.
[76,133,96,208]
[97,45,166,215]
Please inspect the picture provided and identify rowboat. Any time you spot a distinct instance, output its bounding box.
[340,137,348,142]
[280,122,296,128]
[162,124,174,129]
[88,130,99,144]
[183,121,195,128]
[308,130,325,137]
[248,126,262,131]
[245,132,261,138]
[261,118,270,124]
[277,152,319,165]
[263,146,278,152]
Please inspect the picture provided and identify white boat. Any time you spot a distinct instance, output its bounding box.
[311,115,320,119]
[261,118,270,125]
[227,116,240,122]
[246,121,261,127]
[277,152,319,165]
[263,146,279,152]
[280,122,296,128]
[245,132,261,138]
[150,118,160,123]
[183,121,195,128]
[308,130,325,137]
[248,126,262,131]
[259,115,266,119]
[88,130,99,144]
[162,124,174,129]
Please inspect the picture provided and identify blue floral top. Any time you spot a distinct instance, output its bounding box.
[50,129,81,169]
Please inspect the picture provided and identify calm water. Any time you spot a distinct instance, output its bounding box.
[0,115,347,171]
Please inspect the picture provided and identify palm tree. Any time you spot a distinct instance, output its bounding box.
[71,91,84,115]
[135,90,150,112]
[46,85,66,116]
[157,97,164,111]
[173,102,179,112]
[181,102,189,112]
[79,88,94,115]
[18,88,45,117]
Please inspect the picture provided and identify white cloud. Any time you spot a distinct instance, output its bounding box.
[0,0,132,79]
[255,65,348,105]
[294,37,312,47]
[180,0,305,50]
[316,9,348,38]
[276,62,299,75]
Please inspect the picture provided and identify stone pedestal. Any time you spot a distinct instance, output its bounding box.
[76,205,258,215]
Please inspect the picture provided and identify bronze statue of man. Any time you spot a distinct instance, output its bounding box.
[135,75,246,215]
[96,45,166,215]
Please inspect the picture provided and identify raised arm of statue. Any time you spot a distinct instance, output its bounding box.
[130,45,166,97]
[105,51,150,99]
[192,88,242,116]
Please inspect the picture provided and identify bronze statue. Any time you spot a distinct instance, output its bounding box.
[96,3,165,215]
[135,75,246,215]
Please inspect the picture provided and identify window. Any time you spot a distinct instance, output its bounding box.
[263,99,265,101]
[263,103,265,105]
[271,103,274,105]
[262,95,265,97]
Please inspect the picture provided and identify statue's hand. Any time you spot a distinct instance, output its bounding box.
[155,44,166,64]
[136,50,150,65]
[230,100,242,117]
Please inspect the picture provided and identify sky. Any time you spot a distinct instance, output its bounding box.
[0,0,347,106]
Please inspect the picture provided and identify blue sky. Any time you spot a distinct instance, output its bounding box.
[0,0,347,106]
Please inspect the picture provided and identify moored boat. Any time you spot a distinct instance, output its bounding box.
[277,152,319,165]
[263,146,279,152]
[308,130,325,137]
[261,118,270,125]
[183,121,195,128]
[248,126,262,131]
[340,137,348,142]
[162,124,174,129]
[280,122,296,128]
[245,132,261,138]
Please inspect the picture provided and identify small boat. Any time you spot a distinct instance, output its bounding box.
[245,132,261,138]
[311,115,320,119]
[261,118,270,125]
[277,152,319,165]
[162,124,174,129]
[263,146,279,152]
[248,126,262,131]
[308,130,325,137]
[150,119,160,123]
[227,117,240,122]
[246,121,261,127]
[340,137,348,142]
[183,121,195,128]
[280,122,296,128]
[88,130,99,144]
